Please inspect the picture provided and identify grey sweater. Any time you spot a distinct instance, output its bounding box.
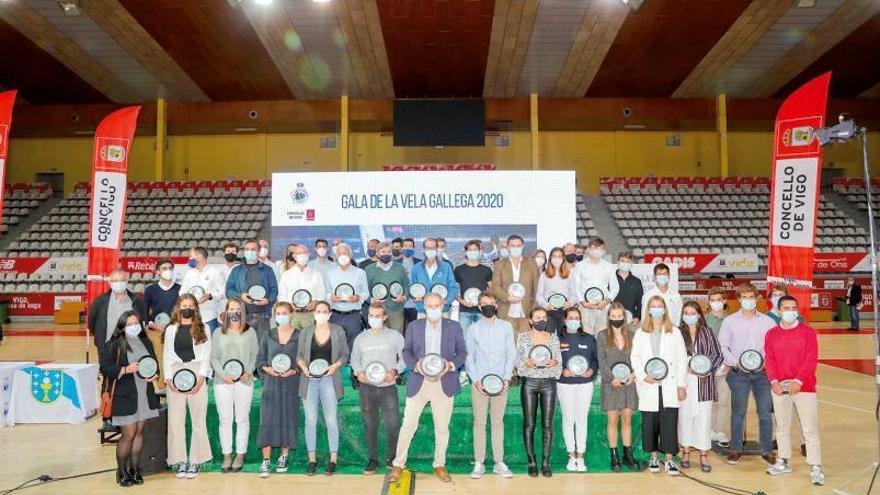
[210,329,259,381]
[350,327,406,387]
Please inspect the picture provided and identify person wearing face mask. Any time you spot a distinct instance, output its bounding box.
[391,237,405,261]
[89,269,147,362]
[557,307,599,472]
[717,283,777,465]
[365,242,410,332]
[358,238,381,269]
[497,239,509,260]
[101,311,160,486]
[143,258,181,390]
[180,246,227,334]
[597,303,639,472]
[574,238,619,335]
[536,247,578,334]
[631,296,688,476]
[256,302,301,478]
[763,296,825,485]
[515,307,562,477]
[574,244,586,262]
[216,242,240,318]
[465,292,516,479]
[435,237,455,268]
[325,243,370,352]
[308,238,335,279]
[454,240,494,338]
[532,249,547,274]
[351,303,406,474]
[296,301,350,476]
[766,285,805,325]
[845,277,862,331]
[562,243,579,269]
[613,251,643,325]
[641,263,683,325]
[398,238,422,328]
[412,237,460,318]
[278,244,326,331]
[277,243,299,276]
[388,293,467,484]
[490,234,540,337]
[226,240,278,342]
[210,298,259,473]
[705,287,731,448]
[258,239,272,265]
[678,302,723,473]
[163,294,212,479]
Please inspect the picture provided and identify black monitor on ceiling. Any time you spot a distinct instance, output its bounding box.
[393,99,485,147]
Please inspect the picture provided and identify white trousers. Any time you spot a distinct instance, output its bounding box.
[679,373,713,451]
[773,392,821,466]
[557,382,594,453]
[214,382,254,455]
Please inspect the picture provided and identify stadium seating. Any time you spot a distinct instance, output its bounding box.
[0,182,53,234]
[834,177,880,219]
[576,194,598,244]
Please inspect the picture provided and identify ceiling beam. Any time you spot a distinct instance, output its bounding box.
[860,83,880,98]
[333,0,394,99]
[482,0,538,98]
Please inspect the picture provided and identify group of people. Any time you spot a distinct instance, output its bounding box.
[90,235,825,487]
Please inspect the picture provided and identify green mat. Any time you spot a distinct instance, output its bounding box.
[182,371,648,475]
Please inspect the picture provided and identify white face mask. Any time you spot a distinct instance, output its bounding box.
[709,301,725,312]
[740,299,757,311]
[509,246,523,258]
[499,248,509,258]
[259,247,269,258]
[295,253,309,266]
[368,317,384,329]
[424,250,437,259]
[124,324,141,337]
[617,262,632,272]
[466,250,481,261]
[425,307,443,321]
[589,249,604,259]
[337,255,351,266]
[110,281,128,294]
[314,313,330,324]
[316,247,328,257]
[781,310,799,324]
[550,257,563,267]
[159,269,173,281]
[534,257,545,267]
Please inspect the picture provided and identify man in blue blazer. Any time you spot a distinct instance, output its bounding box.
[389,293,467,483]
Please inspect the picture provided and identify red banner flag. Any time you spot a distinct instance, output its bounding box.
[767,72,831,321]
[0,90,18,234]
[85,106,141,312]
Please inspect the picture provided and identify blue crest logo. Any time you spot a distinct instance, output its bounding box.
[291,182,309,204]
[29,368,63,404]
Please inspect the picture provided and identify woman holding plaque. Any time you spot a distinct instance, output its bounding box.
[297,301,351,476]
[597,303,639,472]
[631,295,688,476]
[515,307,562,478]
[210,297,259,473]
[256,302,301,478]
[557,307,599,472]
[163,294,213,479]
[536,247,578,334]
[677,301,723,472]
[101,311,160,486]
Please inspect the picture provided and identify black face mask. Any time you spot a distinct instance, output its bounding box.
[227,311,242,322]
[180,308,195,319]
[378,254,393,264]
[480,305,497,318]
[224,253,237,263]
[532,320,548,332]
[576,254,584,262]
[392,248,402,257]
[609,319,626,329]
[367,249,377,258]
[287,253,296,262]
[565,254,578,264]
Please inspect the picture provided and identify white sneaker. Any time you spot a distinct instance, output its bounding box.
[810,465,826,486]
[766,459,792,476]
[185,462,200,479]
[665,460,680,476]
[566,457,578,472]
[576,457,587,472]
[470,462,485,479]
[176,463,188,479]
[493,462,513,478]
[259,459,271,478]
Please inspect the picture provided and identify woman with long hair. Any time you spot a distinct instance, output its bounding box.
[678,301,723,472]
[276,243,298,276]
[597,302,640,472]
[557,307,598,472]
[210,297,259,472]
[163,294,212,479]
[536,247,578,333]
[533,249,547,274]
[631,295,688,476]
[101,311,160,486]
[515,307,562,478]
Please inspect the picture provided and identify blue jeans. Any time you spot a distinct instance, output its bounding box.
[849,304,860,329]
[458,311,482,339]
[727,370,773,453]
[304,376,339,453]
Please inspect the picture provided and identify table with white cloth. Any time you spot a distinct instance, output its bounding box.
[1,361,35,428]
[6,363,99,425]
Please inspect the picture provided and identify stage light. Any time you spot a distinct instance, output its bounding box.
[815,118,857,146]
[313,0,331,3]
[620,0,643,11]
[57,0,81,16]
[254,0,273,5]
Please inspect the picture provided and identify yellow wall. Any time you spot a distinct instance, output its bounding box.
[7,130,879,194]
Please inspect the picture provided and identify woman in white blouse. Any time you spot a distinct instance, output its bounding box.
[163,294,213,479]
[536,247,578,334]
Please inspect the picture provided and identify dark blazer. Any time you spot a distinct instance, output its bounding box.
[402,318,467,398]
[100,333,160,417]
[88,290,147,349]
[848,283,863,306]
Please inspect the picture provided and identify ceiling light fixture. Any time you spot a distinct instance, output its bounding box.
[313,0,331,3]
[57,0,81,16]
[797,0,816,7]
[254,0,273,5]
[620,0,643,11]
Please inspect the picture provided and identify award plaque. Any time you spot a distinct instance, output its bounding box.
[389,281,405,298]
[223,359,245,381]
[688,354,713,376]
[334,283,355,298]
[430,284,448,300]
[481,374,505,397]
[271,353,292,374]
[291,289,312,309]
[365,361,389,386]
[137,356,158,380]
[248,285,267,301]
[172,368,197,392]
[645,357,669,380]
[463,287,481,307]
[529,344,552,368]
[739,350,764,373]
[420,353,446,379]
[508,282,526,298]
[189,285,206,299]
[548,293,567,310]
[780,379,793,394]
[584,287,605,304]
[566,355,589,376]
[409,283,427,299]
[308,359,330,377]
[153,312,171,328]
[611,361,633,382]
[371,283,389,300]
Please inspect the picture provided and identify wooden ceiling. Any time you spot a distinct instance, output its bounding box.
[0,0,878,106]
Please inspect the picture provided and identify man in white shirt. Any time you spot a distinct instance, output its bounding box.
[308,238,335,279]
[278,244,326,330]
[573,238,619,335]
[641,263,683,325]
[179,245,226,333]
[326,243,370,350]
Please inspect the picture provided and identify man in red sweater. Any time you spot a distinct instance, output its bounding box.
[763,295,824,485]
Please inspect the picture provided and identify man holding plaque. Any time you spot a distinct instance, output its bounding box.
[350,303,406,474]
[325,243,370,351]
[365,242,410,332]
[180,246,227,333]
[412,238,459,318]
[389,293,467,483]
[226,240,278,342]
[574,237,619,335]
[717,283,776,465]
[465,292,516,479]
[490,234,539,336]
[278,244,326,331]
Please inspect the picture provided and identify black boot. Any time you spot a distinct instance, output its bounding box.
[130,468,144,485]
[622,446,640,470]
[610,448,622,472]
[541,458,552,478]
[527,455,538,478]
[116,468,133,487]
[541,425,553,477]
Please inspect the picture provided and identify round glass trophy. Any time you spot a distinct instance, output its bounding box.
[463,287,482,307]
[611,361,633,382]
[529,344,552,368]
[481,373,505,397]
[389,281,405,298]
[271,353,292,374]
[645,357,669,380]
[223,359,245,381]
[172,368,197,392]
[420,353,446,379]
[548,293,567,310]
[430,284,448,300]
[584,287,605,304]
[508,282,526,298]
[566,355,589,376]
[739,350,764,373]
[409,283,427,299]
[334,283,355,298]
[308,358,330,377]
[153,312,171,328]
[189,285,206,299]
[688,354,713,376]
[365,361,389,386]
[137,356,158,380]
[291,289,312,309]
[247,285,267,301]
[371,283,389,300]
